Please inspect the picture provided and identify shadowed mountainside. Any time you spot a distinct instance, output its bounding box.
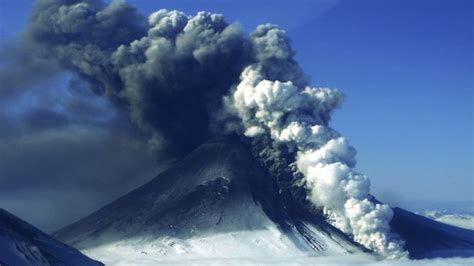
[0,209,102,266]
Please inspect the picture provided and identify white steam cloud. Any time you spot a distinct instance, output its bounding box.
[224,25,407,259]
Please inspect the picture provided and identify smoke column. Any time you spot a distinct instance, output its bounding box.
[22,0,248,155]
[16,0,406,258]
[223,25,407,258]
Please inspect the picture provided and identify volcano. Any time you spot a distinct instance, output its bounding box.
[53,138,474,263]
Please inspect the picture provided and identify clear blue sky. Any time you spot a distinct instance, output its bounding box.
[1,0,472,207]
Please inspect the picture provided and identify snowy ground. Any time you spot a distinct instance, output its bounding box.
[81,223,350,265]
[81,227,474,266]
[83,246,474,266]
[78,205,474,265]
[69,199,474,265]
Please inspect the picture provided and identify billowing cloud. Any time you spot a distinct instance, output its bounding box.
[222,24,407,258]
[21,0,250,155]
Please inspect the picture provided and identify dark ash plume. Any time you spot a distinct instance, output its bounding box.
[24,0,249,155]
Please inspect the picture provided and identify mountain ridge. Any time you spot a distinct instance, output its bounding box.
[0,208,102,266]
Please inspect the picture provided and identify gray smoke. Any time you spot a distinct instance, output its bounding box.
[22,0,249,155]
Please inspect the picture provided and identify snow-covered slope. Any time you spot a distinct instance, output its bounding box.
[0,208,102,266]
[54,137,474,263]
[55,137,363,259]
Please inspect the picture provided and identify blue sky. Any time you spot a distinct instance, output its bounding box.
[0,0,472,208]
